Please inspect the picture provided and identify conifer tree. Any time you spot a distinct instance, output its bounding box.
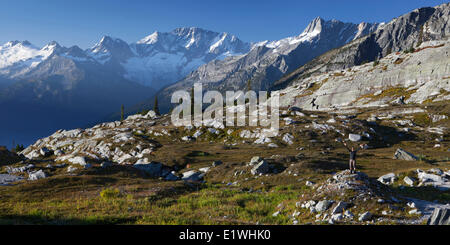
[154,96,160,116]
[120,104,124,121]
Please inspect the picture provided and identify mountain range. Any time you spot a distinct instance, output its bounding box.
[1,2,449,146]
[0,28,251,145]
[154,18,380,111]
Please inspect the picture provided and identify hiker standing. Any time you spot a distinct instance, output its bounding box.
[310,98,316,109]
[342,142,366,174]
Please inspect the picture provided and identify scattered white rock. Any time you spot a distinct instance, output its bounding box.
[67,166,78,173]
[305,181,315,187]
[39,147,52,157]
[418,172,442,183]
[193,130,203,138]
[404,176,415,186]
[408,209,421,215]
[331,202,348,214]
[331,213,344,222]
[378,173,397,185]
[358,212,372,222]
[344,210,354,219]
[282,133,294,145]
[28,170,46,181]
[199,167,210,173]
[182,170,204,182]
[68,156,88,166]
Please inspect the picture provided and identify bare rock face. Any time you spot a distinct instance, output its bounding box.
[277,37,450,112]
[393,148,418,161]
[275,3,450,90]
[427,208,450,225]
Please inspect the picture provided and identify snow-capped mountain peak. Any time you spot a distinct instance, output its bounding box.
[41,41,62,54]
[303,16,325,34]
[137,31,159,45]
[89,36,129,53]
[87,36,134,64]
[0,40,56,72]
[120,27,251,89]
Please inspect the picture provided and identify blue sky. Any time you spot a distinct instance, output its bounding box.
[0,0,447,48]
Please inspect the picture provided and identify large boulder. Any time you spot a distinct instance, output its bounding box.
[164,171,180,181]
[28,170,47,181]
[251,160,270,175]
[427,208,450,225]
[378,173,397,185]
[428,168,443,175]
[348,134,362,142]
[68,156,88,166]
[249,156,262,166]
[358,211,372,222]
[331,202,348,214]
[193,130,203,138]
[39,147,52,157]
[126,110,157,121]
[282,133,294,145]
[25,150,40,159]
[403,176,416,186]
[315,200,334,212]
[182,170,204,182]
[133,161,163,177]
[393,148,418,161]
[418,172,443,183]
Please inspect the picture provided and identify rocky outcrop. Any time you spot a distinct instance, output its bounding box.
[274,3,450,90]
[276,38,450,111]
[315,200,334,212]
[393,148,418,161]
